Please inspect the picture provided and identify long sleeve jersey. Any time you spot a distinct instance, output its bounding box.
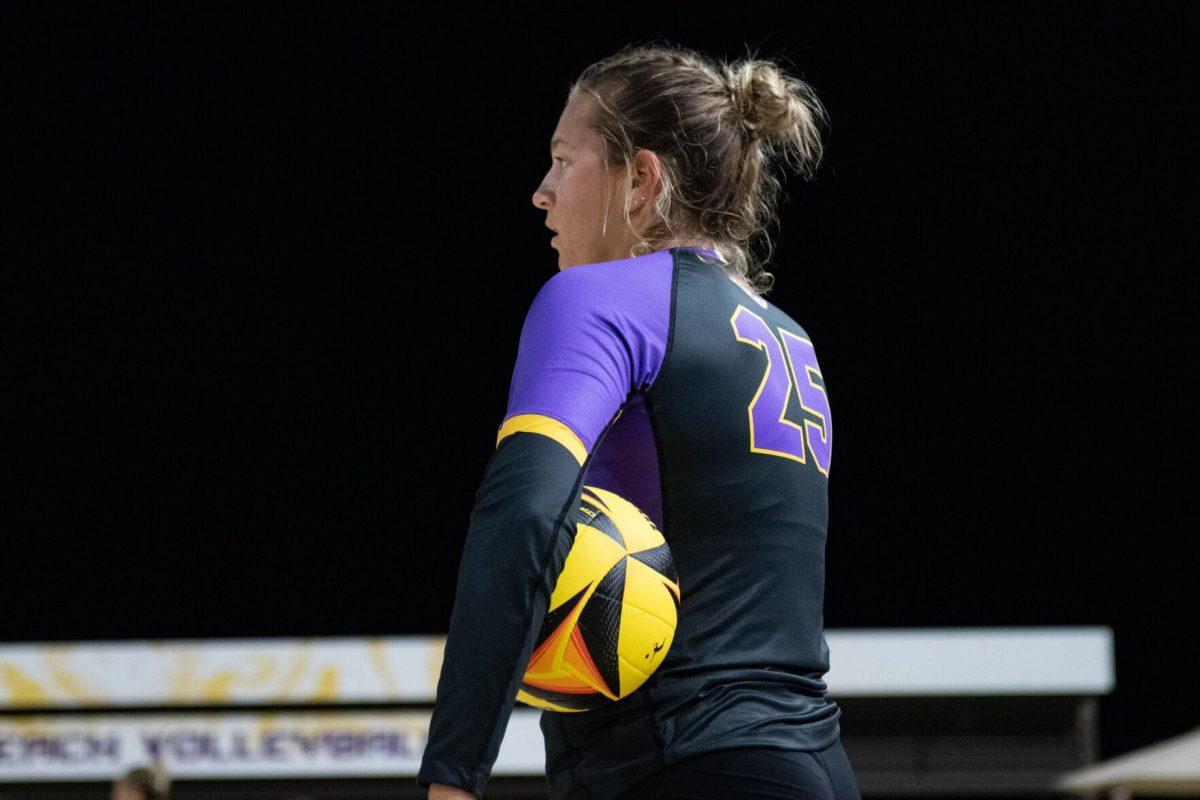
[417,246,840,800]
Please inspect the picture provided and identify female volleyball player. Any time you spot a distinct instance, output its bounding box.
[420,45,859,800]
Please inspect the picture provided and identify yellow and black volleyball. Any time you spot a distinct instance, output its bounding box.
[517,486,681,712]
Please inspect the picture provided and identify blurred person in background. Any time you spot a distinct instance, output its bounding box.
[111,763,170,800]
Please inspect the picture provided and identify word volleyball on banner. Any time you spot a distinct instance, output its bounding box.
[0,711,545,781]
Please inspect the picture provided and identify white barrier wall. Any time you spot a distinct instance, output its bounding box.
[0,628,1114,781]
[0,637,448,707]
[0,628,1114,709]
[824,627,1114,695]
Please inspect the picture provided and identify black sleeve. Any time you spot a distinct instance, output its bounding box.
[416,431,584,797]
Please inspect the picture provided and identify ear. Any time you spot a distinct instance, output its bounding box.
[630,149,664,202]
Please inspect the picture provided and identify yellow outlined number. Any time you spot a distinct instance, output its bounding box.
[730,306,832,474]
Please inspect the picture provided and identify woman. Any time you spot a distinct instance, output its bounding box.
[419,44,858,800]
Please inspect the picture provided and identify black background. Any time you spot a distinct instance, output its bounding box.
[7,2,1198,761]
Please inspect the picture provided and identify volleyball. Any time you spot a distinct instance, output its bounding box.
[517,486,681,712]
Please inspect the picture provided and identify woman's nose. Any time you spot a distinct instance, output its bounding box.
[532,178,552,210]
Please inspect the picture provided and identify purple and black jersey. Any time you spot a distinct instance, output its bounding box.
[418,247,838,799]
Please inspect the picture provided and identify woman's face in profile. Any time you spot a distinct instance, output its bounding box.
[532,94,636,269]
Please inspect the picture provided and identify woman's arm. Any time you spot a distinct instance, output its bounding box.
[416,420,586,796]
[416,260,670,798]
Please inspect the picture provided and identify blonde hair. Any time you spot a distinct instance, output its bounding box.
[571,44,827,294]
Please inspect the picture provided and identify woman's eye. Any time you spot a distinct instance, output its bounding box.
[553,157,566,166]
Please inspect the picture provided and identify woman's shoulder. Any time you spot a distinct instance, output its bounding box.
[542,249,674,289]
[530,250,675,320]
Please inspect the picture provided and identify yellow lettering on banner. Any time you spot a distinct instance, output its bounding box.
[314,667,338,700]
[167,649,199,702]
[201,671,235,701]
[272,645,311,700]
[256,711,282,736]
[1,664,48,706]
[367,639,399,693]
[46,648,101,702]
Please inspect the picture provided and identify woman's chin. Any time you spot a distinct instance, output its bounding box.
[555,249,582,271]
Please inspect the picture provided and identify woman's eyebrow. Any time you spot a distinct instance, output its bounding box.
[550,137,571,150]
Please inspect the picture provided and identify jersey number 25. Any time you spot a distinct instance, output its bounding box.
[730,305,832,475]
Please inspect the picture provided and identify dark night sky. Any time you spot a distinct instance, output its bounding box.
[7,3,1198,760]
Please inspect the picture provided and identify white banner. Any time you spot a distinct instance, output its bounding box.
[0,628,1114,711]
[824,627,1115,695]
[0,710,545,781]
[0,637,445,709]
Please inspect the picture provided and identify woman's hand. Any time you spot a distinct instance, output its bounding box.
[429,783,476,800]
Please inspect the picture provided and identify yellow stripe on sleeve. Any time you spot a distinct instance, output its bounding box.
[496,414,588,466]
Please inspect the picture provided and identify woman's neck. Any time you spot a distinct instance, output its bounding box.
[654,237,724,260]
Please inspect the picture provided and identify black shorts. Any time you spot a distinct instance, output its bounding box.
[614,740,861,800]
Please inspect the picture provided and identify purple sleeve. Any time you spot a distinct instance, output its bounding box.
[504,251,674,451]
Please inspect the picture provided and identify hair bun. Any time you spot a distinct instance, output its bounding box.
[723,60,826,177]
